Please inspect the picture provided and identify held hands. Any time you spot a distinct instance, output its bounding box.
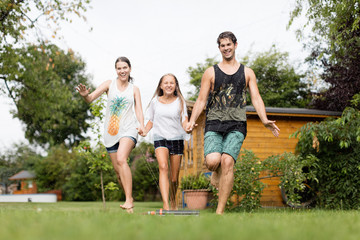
[185,121,198,133]
[76,83,90,97]
[137,126,147,137]
[263,120,280,137]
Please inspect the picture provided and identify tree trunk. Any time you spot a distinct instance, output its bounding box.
[100,170,106,210]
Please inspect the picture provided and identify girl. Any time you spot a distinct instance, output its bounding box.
[76,56,145,213]
[142,73,189,210]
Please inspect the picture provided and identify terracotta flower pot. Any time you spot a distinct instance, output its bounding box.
[183,189,211,210]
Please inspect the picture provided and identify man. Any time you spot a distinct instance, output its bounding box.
[186,31,280,214]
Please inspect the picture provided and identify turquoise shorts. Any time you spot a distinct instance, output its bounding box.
[204,131,245,161]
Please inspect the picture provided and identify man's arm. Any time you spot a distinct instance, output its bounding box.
[246,67,280,137]
[186,67,214,132]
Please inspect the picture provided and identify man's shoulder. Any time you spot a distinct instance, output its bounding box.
[204,66,215,77]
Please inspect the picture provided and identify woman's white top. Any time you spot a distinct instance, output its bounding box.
[103,79,138,147]
[146,97,189,141]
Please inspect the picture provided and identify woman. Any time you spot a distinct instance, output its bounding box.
[142,73,188,210]
[76,57,145,213]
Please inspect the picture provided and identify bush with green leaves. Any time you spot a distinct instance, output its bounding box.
[180,173,210,190]
[75,96,118,209]
[293,93,360,209]
[263,152,318,207]
[214,150,319,212]
[231,150,265,211]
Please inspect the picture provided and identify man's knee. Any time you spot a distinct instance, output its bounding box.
[221,154,234,170]
[205,153,221,171]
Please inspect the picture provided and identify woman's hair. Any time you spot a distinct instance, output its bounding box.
[114,56,133,82]
[150,73,186,118]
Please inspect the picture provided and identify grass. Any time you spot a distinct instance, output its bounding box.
[1,201,360,240]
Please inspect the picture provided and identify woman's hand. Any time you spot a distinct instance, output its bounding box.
[137,126,147,137]
[76,83,91,97]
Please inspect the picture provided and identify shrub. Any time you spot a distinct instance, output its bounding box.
[293,93,360,209]
[180,173,210,190]
[231,150,265,211]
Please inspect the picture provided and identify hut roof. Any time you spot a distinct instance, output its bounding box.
[8,170,36,180]
[246,106,342,117]
[185,100,342,118]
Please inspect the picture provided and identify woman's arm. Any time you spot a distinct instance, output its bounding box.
[76,80,111,103]
[133,86,145,135]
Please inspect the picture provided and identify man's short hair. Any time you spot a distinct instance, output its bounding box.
[217,31,237,46]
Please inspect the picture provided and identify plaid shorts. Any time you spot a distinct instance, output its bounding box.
[154,139,184,155]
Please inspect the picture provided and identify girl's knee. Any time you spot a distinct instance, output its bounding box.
[158,163,169,172]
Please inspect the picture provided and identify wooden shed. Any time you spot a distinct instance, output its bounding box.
[179,100,341,207]
[8,170,37,194]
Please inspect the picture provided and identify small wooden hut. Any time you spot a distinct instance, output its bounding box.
[179,100,341,207]
[8,170,37,194]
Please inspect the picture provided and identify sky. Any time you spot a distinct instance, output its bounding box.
[0,0,308,151]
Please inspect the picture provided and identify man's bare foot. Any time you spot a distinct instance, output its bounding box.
[215,210,224,215]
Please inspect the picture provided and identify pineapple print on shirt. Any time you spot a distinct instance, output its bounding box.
[107,96,128,136]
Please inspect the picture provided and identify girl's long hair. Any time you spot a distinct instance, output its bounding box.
[149,73,186,118]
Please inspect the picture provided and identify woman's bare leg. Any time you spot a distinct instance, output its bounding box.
[109,137,135,211]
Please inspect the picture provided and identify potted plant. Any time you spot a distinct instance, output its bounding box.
[180,173,211,210]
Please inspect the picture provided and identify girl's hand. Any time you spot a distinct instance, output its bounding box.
[137,126,146,137]
[76,83,91,97]
[185,121,197,133]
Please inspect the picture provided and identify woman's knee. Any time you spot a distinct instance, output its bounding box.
[115,157,128,167]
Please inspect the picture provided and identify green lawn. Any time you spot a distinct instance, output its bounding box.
[1,201,360,240]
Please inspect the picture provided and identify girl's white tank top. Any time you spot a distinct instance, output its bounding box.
[103,79,138,147]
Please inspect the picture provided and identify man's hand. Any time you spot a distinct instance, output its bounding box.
[185,121,197,133]
[263,120,280,137]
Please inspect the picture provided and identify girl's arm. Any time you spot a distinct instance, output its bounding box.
[76,80,111,103]
[182,116,189,131]
[143,120,153,137]
[134,86,145,135]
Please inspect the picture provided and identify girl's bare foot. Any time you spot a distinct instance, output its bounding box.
[120,200,134,213]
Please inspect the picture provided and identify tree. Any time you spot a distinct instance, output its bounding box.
[34,144,73,192]
[1,0,92,148]
[288,0,360,111]
[76,96,118,209]
[0,0,91,47]
[1,44,93,148]
[186,57,218,101]
[240,46,311,108]
[0,143,42,194]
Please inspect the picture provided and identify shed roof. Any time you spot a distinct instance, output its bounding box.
[185,100,342,118]
[8,170,36,180]
[246,106,342,117]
